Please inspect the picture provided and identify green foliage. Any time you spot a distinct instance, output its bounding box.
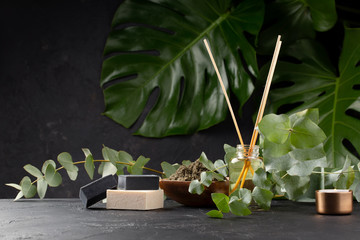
[20,176,37,199]
[258,0,336,53]
[160,162,180,178]
[258,109,328,200]
[199,152,215,171]
[182,160,192,166]
[129,156,150,175]
[101,0,265,137]
[82,148,95,180]
[188,180,204,195]
[252,187,273,210]
[45,164,62,187]
[23,164,43,179]
[264,28,360,167]
[58,152,79,181]
[37,179,47,199]
[224,144,237,165]
[188,153,226,195]
[207,193,229,218]
[228,189,252,217]
[6,146,162,201]
[206,210,223,218]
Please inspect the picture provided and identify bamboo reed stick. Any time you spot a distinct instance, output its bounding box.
[231,35,282,193]
[249,35,282,148]
[203,39,245,147]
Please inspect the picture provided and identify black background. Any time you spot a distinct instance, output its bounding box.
[0,0,256,198]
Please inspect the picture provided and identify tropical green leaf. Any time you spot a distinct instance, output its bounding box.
[264,28,360,167]
[37,179,48,199]
[44,164,62,187]
[189,180,204,195]
[252,186,273,210]
[20,176,37,198]
[23,164,43,179]
[258,0,337,53]
[101,0,265,137]
[82,148,95,180]
[206,210,223,218]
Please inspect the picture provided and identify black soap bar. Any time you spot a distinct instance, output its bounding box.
[118,175,159,190]
[79,174,118,208]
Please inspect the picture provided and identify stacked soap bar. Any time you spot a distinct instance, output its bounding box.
[79,174,163,210]
[118,175,160,190]
[107,175,163,210]
[79,174,118,208]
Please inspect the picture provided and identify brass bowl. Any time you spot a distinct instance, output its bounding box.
[159,179,229,207]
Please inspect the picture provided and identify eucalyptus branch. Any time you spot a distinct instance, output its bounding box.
[312,170,359,174]
[31,159,164,185]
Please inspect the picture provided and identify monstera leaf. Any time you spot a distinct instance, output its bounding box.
[258,0,337,53]
[263,28,360,168]
[101,0,264,137]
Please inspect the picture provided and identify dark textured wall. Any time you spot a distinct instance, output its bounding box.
[0,0,254,198]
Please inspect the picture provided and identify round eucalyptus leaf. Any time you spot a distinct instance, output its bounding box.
[45,164,62,187]
[23,164,43,179]
[37,178,48,199]
[252,186,273,210]
[229,199,251,216]
[206,210,223,219]
[20,176,37,199]
[189,180,205,195]
[290,117,326,149]
[41,160,56,175]
[258,114,291,144]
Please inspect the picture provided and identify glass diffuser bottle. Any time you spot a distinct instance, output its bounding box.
[229,144,263,192]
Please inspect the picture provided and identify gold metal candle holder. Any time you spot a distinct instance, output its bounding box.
[315,189,353,215]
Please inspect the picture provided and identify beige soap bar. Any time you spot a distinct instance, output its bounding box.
[106,189,164,210]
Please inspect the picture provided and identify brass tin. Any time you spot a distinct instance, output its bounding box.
[315,190,353,215]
